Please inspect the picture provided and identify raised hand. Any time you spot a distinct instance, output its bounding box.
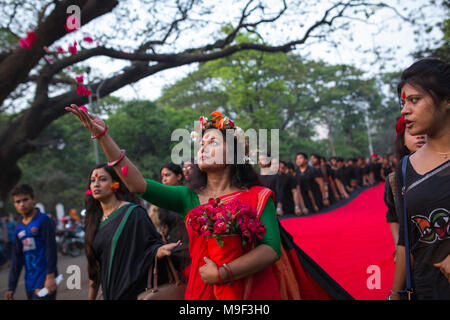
[65,104,106,137]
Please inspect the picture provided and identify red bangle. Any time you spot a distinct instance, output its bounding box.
[91,125,108,139]
[222,263,234,285]
[217,265,223,285]
[107,149,126,167]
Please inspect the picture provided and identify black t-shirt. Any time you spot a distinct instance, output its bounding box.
[259,173,278,195]
[395,158,450,299]
[344,165,356,185]
[381,165,393,180]
[296,166,323,210]
[384,172,397,223]
[370,162,382,182]
[334,167,347,186]
[275,173,297,214]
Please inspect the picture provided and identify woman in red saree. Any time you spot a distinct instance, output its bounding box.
[66,106,352,300]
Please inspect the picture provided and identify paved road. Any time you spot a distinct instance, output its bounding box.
[0,251,89,300]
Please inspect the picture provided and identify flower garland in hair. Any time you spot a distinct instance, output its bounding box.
[191,111,254,163]
[191,111,242,140]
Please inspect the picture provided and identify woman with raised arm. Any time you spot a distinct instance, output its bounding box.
[66,106,352,300]
[389,58,450,300]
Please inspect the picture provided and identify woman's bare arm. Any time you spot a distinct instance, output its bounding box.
[200,244,279,285]
[66,104,147,194]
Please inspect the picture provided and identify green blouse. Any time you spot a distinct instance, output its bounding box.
[138,179,281,257]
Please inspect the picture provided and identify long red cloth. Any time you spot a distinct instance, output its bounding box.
[280,183,395,300]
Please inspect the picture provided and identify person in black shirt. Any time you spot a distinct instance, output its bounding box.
[369,153,382,183]
[380,156,393,182]
[356,157,370,187]
[310,154,332,206]
[295,153,326,213]
[345,158,358,191]
[276,161,304,216]
[333,158,350,199]
[390,58,450,300]
[258,153,278,196]
[322,156,341,202]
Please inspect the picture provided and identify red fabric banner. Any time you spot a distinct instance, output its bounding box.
[281,183,395,300]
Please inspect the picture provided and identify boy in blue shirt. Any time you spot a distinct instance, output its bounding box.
[5,184,58,300]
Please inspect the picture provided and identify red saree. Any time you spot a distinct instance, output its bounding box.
[184,186,353,300]
[184,186,282,300]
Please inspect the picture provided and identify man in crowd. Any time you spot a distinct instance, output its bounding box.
[5,184,58,300]
[295,153,328,213]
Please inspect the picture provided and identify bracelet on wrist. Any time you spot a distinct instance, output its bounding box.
[222,263,234,285]
[217,265,223,285]
[91,125,109,139]
[107,149,126,167]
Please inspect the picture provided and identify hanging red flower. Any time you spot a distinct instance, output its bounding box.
[19,31,37,50]
[76,84,91,97]
[75,75,84,83]
[83,36,93,44]
[64,15,80,33]
[68,41,77,55]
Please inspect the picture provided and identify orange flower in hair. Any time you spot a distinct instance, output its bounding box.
[211,111,223,128]
[110,182,119,191]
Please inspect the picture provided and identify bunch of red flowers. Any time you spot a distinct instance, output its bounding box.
[189,197,266,247]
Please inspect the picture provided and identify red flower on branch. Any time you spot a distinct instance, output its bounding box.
[75,75,84,83]
[76,84,91,97]
[68,41,77,55]
[19,31,37,50]
[83,36,93,44]
[65,15,80,33]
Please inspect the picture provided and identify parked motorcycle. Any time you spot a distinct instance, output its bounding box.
[56,219,84,257]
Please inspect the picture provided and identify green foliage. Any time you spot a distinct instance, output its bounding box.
[10,99,200,216]
[158,49,384,162]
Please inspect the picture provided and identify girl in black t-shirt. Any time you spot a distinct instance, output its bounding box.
[390,58,450,300]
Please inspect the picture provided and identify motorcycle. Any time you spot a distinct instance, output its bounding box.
[56,221,85,257]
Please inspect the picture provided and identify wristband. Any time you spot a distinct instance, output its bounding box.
[91,125,109,139]
[222,263,234,285]
[107,149,126,167]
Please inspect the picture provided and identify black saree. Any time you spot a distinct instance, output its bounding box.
[92,203,165,300]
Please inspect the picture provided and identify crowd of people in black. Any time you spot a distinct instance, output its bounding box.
[257,152,393,217]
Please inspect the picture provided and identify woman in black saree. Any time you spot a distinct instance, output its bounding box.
[85,164,181,300]
[390,58,450,300]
